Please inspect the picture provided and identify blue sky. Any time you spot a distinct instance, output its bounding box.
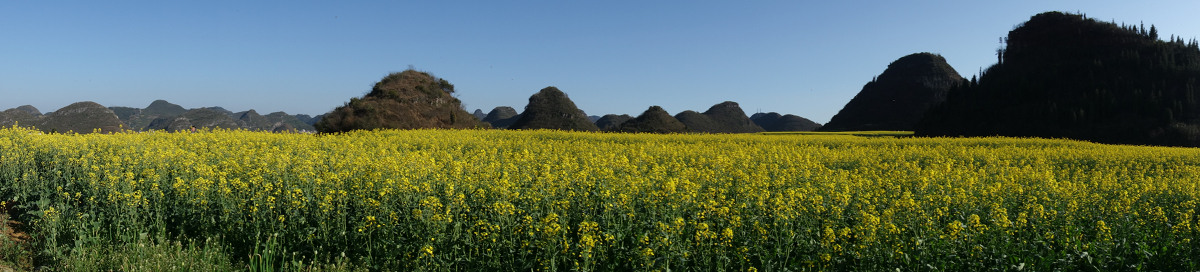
[3,1,1199,123]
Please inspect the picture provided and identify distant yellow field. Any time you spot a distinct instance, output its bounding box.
[1,127,1196,270]
[759,130,914,137]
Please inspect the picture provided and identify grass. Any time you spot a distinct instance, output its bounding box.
[0,212,366,272]
[1,213,34,271]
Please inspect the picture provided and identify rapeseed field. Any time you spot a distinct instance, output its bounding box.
[0,127,1197,271]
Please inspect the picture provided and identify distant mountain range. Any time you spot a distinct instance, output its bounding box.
[0,100,322,133]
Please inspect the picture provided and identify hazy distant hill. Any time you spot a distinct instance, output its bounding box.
[508,87,599,131]
[675,101,764,133]
[121,100,188,130]
[751,112,822,132]
[594,114,632,131]
[916,12,1200,147]
[16,105,41,117]
[472,109,487,120]
[619,106,688,133]
[146,116,191,131]
[109,106,141,127]
[315,69,485,133]
[266,111,316,131]
[143,100,187,117]
[274,123,297,133]
[0,108,38,127]
[203,106,235,117]
[295,114,323,126]
[6,100,318,133]
[146,108,240,131]
[820,52,963,131]
[236,110,273,131]
[184,108,240,129]
[482,106,521,129]
[38,101,124,133]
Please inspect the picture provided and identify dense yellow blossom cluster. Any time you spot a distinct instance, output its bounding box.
[0,127,1197,270]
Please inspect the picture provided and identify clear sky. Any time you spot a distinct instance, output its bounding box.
[3,1,1199,123]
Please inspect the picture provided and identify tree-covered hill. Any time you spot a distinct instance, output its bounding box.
[916,12,1200,147]
[37,102,125,133]
[0,108,38,127]
[121,100,187,130]
[15,105,41,117]
[315,70,486,133]
[751,112,822,132]
[595,114,633,131]
[482,106,521,129]
[620,106,688,133]
[508,87,599,131]
[266,111,316,131]
[675,101,764,133]
[236,110,273,131]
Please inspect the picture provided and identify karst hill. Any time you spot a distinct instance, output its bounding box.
[619,106,688,133]
[820,52,963,132]
[482,106,521,129]
[16,105,41,116]
[675,101,764,133]
[36,102,125,133]
[508,87,599,131]
[594,114,633,131]
[146,108,241,131]
[107,100,317,132]
[315,70,486,133]
[3,102,126,133]
[236,110,274,131]
[0,106,40,127]
[472,109,487,120]
[916,12,1200,147]
[751,112,822,132]
[113,99,187,130]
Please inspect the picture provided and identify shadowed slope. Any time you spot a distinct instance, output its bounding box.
[821,52,962,131]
